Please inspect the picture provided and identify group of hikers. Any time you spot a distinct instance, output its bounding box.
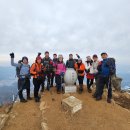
[10,51,116,103]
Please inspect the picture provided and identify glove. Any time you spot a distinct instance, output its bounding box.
[76,54,80,58]
[38,52,41,56]
[37,71,42,74]
[60,72,65,77]
[78,70,84,74]
[10,53,14,58]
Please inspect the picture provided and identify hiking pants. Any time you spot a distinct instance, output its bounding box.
[18,78,30,100]
[87,79,94,89]
[51,72,55,87]
[33,78,43,99]
[55,75,64,92]
[96,75,112,99]
[78,76,84,85]
[42,73,51,90]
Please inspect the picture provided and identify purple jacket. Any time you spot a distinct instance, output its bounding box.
[55,62,66,75]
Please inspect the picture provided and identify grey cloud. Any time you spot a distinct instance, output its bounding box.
[0,0,130,67]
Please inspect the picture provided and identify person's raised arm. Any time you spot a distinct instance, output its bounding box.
[10,53,20,67]
[76,54,80,59]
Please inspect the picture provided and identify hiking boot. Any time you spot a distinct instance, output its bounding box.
[38,96,41,100]
[46,87,50,91]
[78,89,83,94]
[107,98,111,103]
[62,87,65,94]
[47,84,50,91]
[41,88,44,92]
[47,89,50,91]
[50,85,53,88]
[57,91,61,94]
[87,88,92,93]
[96,96,102,101]
[62,91,65,94]
[92,93,97,98]
[27,97,32,100]
[35,98,40,102]
[78,91,82,94]
[78,85,83,94]
[20,99,27,103]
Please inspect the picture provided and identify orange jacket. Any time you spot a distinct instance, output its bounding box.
[75,63,85,76]
[30,63,44,78]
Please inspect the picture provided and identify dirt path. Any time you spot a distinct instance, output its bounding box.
[2,86,130,130]
[42,87,130,130]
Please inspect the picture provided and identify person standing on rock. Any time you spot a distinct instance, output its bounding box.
[66,54,81,69]
[75,58,85,94]
[10,53,32,103]
[51,54,58,87]
[66,54,80,85]
[66,54,76,69]
[92,55,99,77]
[55,55,66,94]
[92,54,100,98]
[85,56,94,93]
[96,52,115,103]
[30,55,44,102]
[41,51,53,91]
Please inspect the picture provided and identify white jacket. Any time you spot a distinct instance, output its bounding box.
[92,60,99,74]
[84,62,94,74]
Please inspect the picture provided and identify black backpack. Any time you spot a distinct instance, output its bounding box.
[16,63,23,78]
[106,58,116,76]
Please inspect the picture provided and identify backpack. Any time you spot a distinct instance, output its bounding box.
[106,58,116,76]
[16,63,23,78]
[16,60,30,78]
[30,63,36,76]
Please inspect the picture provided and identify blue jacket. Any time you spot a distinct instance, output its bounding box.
[101,59,110,76]
[11,58,30,78]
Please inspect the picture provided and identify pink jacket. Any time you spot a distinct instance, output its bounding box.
[55,62,66,75]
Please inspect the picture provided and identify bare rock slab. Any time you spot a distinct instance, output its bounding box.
[0,114,9,130]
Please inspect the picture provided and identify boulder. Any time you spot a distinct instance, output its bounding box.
[123,92,130,99]
[41,122,48,130]
[112,92,120,98]
[0,114,9,130]
[62,96,82,114]
[111,76,122,91]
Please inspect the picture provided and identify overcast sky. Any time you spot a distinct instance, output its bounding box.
[0,0,130,71]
